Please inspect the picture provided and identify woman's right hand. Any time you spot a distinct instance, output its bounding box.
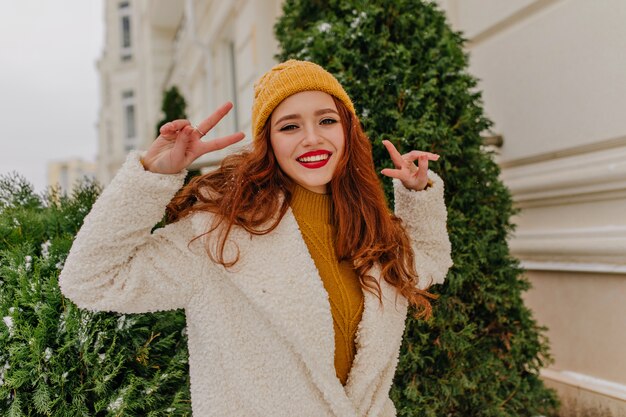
[142,102,245,174]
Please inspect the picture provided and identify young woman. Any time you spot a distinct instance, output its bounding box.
[60,60,452,417]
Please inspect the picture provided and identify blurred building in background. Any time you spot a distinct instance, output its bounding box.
[96,0,282,184]
[47,158,96,196]
[96,0,626,415]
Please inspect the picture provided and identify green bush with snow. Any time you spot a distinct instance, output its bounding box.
[0,174,191,416]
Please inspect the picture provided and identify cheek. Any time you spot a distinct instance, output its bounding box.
[334,130,346,156]
[270,137,291,166]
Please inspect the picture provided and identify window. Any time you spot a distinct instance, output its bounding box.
[59,165,69,194]
[121,16,131,48]
[119,2,132,60]
[125,105,136,139]
[122,90,136,151]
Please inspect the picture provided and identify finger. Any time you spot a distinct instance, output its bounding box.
[403,150,440,162]
[195,132,246,156]
[380,168,404,180]
[160,119,191,135]
[171,125,194,160]
[416,155,429,180]
[382,140,406,169]
[196,102,234,136]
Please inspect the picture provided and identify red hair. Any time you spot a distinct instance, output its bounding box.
[166,98,436,318]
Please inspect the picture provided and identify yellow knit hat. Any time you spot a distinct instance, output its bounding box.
[251,60,356,140]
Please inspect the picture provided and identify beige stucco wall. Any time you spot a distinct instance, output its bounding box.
[445,0,626,160]
[524,271,626,383]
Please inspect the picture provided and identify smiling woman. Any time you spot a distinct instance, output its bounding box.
[59,59,452,416]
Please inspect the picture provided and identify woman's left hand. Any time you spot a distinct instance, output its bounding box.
[380,140,440,191]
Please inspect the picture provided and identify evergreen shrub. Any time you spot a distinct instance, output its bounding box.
[0,174,191,416]
[155,86,188,138]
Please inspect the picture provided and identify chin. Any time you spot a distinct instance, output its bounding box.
[295,178,331,193]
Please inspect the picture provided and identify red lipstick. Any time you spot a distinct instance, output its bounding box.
[296,150,332,169]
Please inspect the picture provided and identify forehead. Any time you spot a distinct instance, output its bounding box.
[272,91,337,117]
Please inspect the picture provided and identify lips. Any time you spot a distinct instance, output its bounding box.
[296,150,332,169]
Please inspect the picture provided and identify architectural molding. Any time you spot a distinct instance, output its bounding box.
[510,226,626,270]
[541,369,626,402]
[520,261,626,275]
[501,135,626,168]
[500,138,626,207]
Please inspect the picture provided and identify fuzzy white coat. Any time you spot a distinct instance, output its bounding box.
[59,152,453,417]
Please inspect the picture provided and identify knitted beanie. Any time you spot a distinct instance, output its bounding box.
[251,60,356,140]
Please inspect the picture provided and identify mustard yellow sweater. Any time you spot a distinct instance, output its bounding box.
[290,185,364,386]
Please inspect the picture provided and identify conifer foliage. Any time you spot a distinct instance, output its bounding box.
[155,86,188,138]
[0,174,191,416]
[276,1,559,416]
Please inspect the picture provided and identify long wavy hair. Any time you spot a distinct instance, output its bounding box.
[166,97,437,318]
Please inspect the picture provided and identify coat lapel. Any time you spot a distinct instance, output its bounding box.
[217,209,358,416]
[344,265,408,416]
[195,209,408,417]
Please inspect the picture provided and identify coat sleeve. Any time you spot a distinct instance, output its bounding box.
[380,397,396,417]
[59,151,203,314]
[393,171,453,289]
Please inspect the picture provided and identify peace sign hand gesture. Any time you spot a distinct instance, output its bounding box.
[380,140,440,191]
[142,102,245,174]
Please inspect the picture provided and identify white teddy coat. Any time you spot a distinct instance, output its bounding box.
[59,152,453,417]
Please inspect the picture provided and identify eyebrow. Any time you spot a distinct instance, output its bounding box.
[273,108,340,126]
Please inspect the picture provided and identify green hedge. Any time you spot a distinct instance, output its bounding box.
[0,174,191,416]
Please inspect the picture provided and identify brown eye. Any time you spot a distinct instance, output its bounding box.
[280,124,298,131]
[320,118,337,125]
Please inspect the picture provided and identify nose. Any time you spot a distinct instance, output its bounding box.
[301,124,323,146]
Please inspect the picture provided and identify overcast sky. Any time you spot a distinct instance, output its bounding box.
[0,0,103,193]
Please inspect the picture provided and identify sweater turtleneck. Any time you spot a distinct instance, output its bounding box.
[289,184,364,386]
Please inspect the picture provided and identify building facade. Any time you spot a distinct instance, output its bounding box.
[97,0,626,414]
[96,0,282,184]
[47,159,97,196]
